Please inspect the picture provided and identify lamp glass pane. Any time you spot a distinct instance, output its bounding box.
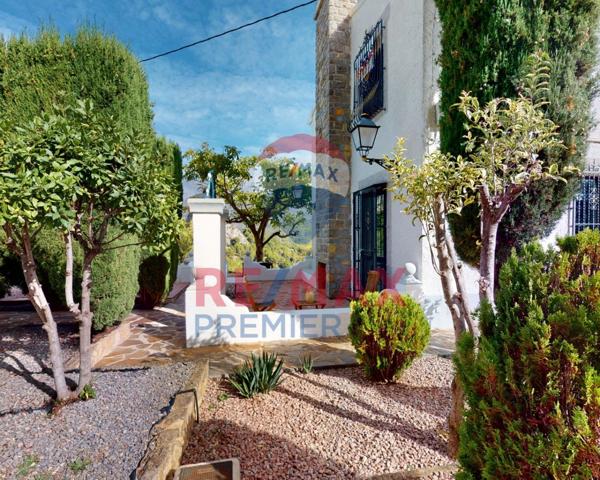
[359,124,378,149]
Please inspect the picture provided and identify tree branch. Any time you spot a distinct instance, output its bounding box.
[64,232,80,316]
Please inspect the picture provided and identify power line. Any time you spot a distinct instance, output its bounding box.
[140,0,318,63]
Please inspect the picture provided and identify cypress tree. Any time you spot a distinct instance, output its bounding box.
[435,0,600,268]
[0,26,153,135]
[455,232,600,479]
[0,27,155,327]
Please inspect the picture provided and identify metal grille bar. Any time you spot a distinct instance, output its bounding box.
[573,174,600,233]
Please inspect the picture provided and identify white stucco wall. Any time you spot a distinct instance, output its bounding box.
[348,1,600,329]
[350,0,427,283]
[349,0,480,328]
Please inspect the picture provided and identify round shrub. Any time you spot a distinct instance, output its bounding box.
[349,290,430,382]
[455,231,600,479]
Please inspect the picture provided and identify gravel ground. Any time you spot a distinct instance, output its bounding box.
[183,355,456,480]
[0,324,194,479]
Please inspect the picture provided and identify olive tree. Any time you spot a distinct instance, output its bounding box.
[184,143,312,262]
[0,102,178,400]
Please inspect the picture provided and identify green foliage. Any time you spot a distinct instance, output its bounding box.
[89,237,141,331]
[78,384,96,401]
[145,138,184,296]
[436,0,600,267]
[299,355,314,374]
[177,220,193,262]
[68,457,92,473]
[138,254,170,309]
[217,392,229,402]
[226,225,311,272]
[0,26,152,137]
[349,291,430,382]
[184,144,312,261]
[16,455,38,478]
[385,139,478,228]
[30,227,140,330]
[228,352,284,398]
[455,231,600,479]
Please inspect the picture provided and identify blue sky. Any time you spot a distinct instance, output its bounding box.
[0,0,316,156]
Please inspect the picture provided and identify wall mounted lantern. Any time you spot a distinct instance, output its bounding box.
[348,115,387,169]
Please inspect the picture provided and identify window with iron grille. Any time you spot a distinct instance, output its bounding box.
[353,20,384,119]
[572,174,600,233]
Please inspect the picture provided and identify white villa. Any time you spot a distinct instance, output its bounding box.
[313,0,600,328]
[183,0,600,345]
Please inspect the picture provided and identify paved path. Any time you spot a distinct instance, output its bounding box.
[0,300,456,378]
[94,303,455,377]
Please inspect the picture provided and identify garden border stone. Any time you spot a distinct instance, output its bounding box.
[64,312,140,370]
[136,360,209,480]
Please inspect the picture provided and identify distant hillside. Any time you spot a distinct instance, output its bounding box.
[226,225,311,273]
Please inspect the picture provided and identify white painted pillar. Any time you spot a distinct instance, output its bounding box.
[188,197,227,292]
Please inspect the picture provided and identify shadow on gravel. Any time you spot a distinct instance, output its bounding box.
[183,418,353,479]
[287,370,450,421]
[0,324,79,401]
[0,353,61,398]
[277,385,447,455]
[317,367,451,419]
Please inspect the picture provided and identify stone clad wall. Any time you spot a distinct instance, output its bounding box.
[314,0,356,297]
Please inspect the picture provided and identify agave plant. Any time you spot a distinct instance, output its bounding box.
[228,352,284,398]
[299,355,313,374]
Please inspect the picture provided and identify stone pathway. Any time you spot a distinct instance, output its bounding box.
[0,296,456,378]
[94,302,455,377]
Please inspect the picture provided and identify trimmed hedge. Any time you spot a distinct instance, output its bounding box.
[136,137,185,307]
[138,254,170,309]
[455,230,600,479]
[0,27,153,137]
[32,228,140,331]
[90,240,140,330]
[349,290,430,382]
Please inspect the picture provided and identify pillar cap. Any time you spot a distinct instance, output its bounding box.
[187,197,226,215]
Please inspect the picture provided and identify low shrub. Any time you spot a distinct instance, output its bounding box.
[349,290,430,382]
[455,231,600,480]
[228,352,284,398]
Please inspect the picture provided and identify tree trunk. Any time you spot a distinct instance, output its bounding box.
[77,253,94,392]
[20,233,72,401]
[254,236,265,262]
[447,231,475,336]
[479,217,499,305]
[448,376,465,458]
[431,198,468,457]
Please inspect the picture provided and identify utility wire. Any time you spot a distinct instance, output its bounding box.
[140,0,318,62]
